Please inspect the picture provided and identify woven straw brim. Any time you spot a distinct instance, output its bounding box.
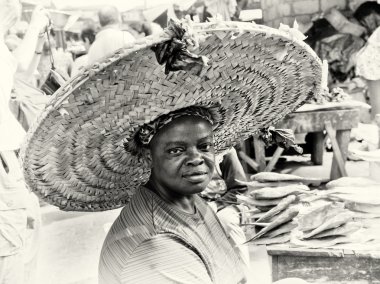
[21,22,322,211]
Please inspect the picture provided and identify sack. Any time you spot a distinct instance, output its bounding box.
[40,69,66,96]
[9,78,50,131]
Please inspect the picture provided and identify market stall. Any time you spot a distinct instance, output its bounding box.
[268,246,380,282]
[239,1,380,183]
[252,107,361,179]
[233,173,380,283]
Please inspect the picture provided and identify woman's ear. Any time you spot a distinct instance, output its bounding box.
[141,148,152,168]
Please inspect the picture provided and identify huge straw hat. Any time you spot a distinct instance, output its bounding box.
[21,21,322,211]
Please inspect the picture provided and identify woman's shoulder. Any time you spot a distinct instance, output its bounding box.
[100,188,158,260]
[116,186,156,228]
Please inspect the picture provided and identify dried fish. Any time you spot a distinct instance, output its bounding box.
[302,211,354,239]
[245,206,299,242]
[250,233,291,245]
[291,229,373,249]
[291,235,352,249]
[345,201,380,215]
[257,195,297,222]
[265,221,298,239]
[326,177,380,189]
[297,201,345,232]
[241,222,270,227]
[252,184,309,200]
[256,205,276,212]
[311,222,362,239]
[236,195,283,207]
[250,172,305,182]
[327,187,380,205]
[352,211,380,219]
[236,179,300,189]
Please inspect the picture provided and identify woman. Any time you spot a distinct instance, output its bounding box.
[99,107,247,283]
[21,20,322,283]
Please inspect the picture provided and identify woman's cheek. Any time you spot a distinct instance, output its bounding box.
[204,154,216,169]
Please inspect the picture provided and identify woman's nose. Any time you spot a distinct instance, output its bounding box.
[185,148,204,166]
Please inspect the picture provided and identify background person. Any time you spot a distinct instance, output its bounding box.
[71,20,97,77]
[87,5,135,65]
[356,26,380,120]
[0,2,49,284]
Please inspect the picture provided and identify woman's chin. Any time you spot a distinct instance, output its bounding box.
[183,181,210,195]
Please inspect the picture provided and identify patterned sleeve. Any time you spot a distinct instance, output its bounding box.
[119,234,213,284]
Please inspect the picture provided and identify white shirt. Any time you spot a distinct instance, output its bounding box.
[71,54,89,77]
[356,27,380,81]
[87,25,135,65]
[0,41,28,258]
[0,41,25,151]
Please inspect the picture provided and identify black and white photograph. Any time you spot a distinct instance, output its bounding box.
[1,0,380,283]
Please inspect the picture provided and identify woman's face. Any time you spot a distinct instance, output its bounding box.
[149,116,215,196]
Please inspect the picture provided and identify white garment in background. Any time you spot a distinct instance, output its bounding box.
[71,54,89,77]
[87,26,135,65]
[204,0,237,20]
[0,41,25,151]
[150,22,163,35]
[0,39,40,284]
[356,27,380,81]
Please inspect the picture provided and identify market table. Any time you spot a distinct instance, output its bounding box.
[249,107,360,180]
[267,245,380,283]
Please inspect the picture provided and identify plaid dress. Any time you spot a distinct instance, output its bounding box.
[99,186,246,284]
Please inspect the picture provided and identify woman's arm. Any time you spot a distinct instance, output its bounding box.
[12,6,49,73]
[15,33,45,81]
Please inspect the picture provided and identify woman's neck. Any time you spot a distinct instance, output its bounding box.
[146,179,196,215]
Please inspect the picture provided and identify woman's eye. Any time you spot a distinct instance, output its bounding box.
[200,143,213,151]
[168,148,183,154]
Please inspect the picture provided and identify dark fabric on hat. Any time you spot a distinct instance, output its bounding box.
[138,106,214,146]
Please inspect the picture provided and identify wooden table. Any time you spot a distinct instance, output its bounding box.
[247,108,360,180]
[267,245,380,283]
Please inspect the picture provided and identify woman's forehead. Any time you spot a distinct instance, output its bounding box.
[152,117,213,146]
[161,116,213,133]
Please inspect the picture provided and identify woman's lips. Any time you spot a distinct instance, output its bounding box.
[182,172,208,183]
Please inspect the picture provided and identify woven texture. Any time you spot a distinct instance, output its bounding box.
[21,21,322,211]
